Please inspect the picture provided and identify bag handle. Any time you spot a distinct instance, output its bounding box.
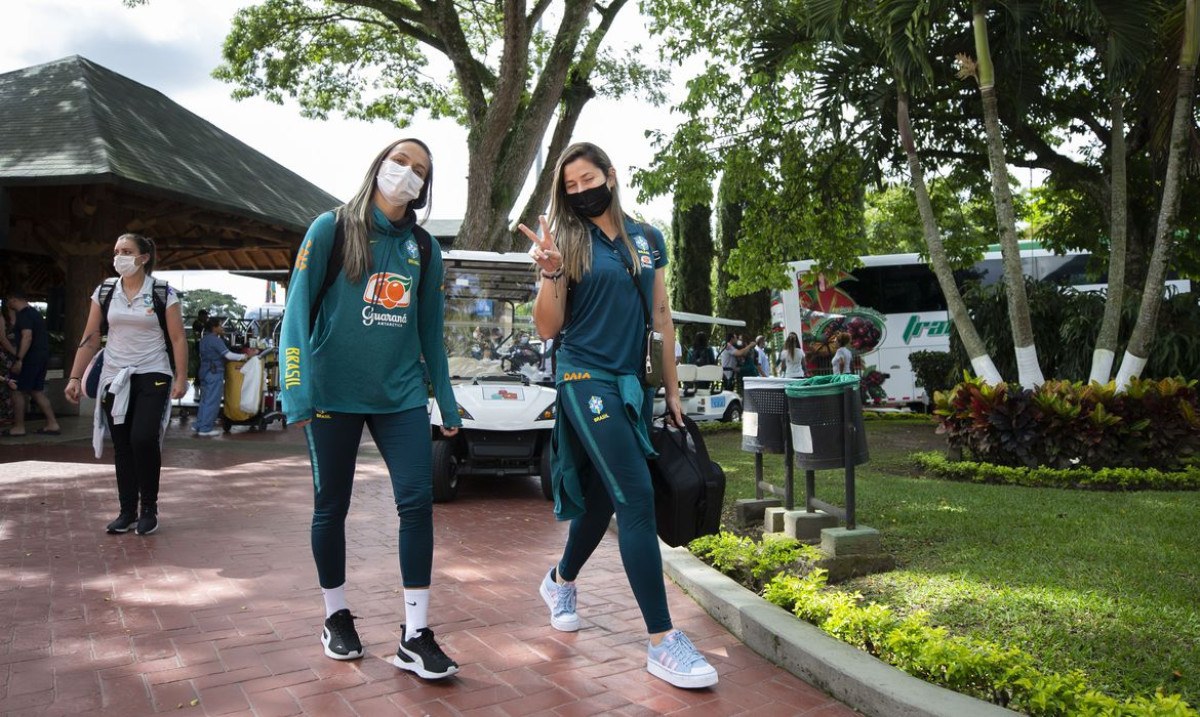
[652,412,712,468]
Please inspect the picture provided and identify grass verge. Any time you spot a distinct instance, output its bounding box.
[703,420,1200,705]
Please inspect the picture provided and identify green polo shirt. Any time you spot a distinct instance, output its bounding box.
[556,218,668,376]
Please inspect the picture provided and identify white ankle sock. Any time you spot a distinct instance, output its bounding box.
[322,584,348,618]
[404,589,429,639]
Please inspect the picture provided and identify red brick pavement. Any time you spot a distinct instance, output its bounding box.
[0,422,857,716]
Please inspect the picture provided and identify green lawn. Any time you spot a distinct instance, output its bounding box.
[705,420,1200,705]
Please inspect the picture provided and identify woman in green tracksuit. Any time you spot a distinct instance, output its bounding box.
[520,142,718,689]
[280,138,462,680]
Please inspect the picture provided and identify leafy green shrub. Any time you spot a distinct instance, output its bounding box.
[909,350,956,399]
[933,376,1200,469]
[910,452,1200,490]
[689,532,822,591]
[755,569,1197,716]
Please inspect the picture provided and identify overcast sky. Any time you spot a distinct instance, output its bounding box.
[1,0,681,308]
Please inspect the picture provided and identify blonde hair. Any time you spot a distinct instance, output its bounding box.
[336,138,433,283]
[548,142,639,283]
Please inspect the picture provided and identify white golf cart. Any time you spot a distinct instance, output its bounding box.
[654,312,747,423]
[428,250,557,502]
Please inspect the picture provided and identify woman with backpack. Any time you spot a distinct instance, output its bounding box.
[687,331,715,366]
[64,233,189,536]
[278,138,462,679]
[521,141,718,690]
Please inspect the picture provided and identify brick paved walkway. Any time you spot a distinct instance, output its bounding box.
[0,421,857,716]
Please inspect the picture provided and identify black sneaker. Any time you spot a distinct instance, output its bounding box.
[135,512,158,536]
[393,625,459,679]
[106,513,137,534]
[321,609,363,660]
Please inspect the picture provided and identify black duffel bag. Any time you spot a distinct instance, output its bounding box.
[648,414,726,547]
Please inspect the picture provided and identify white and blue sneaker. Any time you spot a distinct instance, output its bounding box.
[646,630,718,688]
[539,568,580,632]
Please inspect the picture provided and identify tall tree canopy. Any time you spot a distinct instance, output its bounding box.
[130,0,668,251]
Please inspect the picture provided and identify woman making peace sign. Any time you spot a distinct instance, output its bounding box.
[521,142,718,689]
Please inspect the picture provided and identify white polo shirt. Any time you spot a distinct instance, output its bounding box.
[91,276,179,383]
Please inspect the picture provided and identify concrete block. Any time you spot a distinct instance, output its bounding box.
[763,506,787,533]
[784,510,839,541]
[734,498,782,527]
[821,526,882,557]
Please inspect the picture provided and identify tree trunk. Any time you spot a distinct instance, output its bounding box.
[1089,75,1127,385]
[973,1,1043,387]
[512,79,594,250]
[898,89,1003,385]
[1115,0,1199,390]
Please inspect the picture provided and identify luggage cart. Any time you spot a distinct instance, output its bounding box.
[221,348,285,432]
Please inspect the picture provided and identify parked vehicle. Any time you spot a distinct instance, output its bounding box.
[653,312,746,424]
[778,243,1193,409]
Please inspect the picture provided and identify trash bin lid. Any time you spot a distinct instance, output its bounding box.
[785,374,861,398]
[743,377,795,391]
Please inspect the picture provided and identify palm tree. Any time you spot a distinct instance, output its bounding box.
[897,87,1004,384]
[1114,0,1200,390]
[1047,1,1162,383]
[795,0,1005,384]
[961,0,1044,388]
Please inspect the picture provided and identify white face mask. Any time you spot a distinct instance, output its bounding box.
[376,160,425,206]
[113,255,141,277]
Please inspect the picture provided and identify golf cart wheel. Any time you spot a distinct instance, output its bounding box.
[431,440,459,503]
[722,400,742,423]
[539,445,553,501]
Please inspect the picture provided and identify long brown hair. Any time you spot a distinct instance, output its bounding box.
[783,332,801,360]
[547,142,638,283]
[336,138,433,283]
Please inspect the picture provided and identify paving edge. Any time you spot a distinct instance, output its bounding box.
[659,543,1019,717]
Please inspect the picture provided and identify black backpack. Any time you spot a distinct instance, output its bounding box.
[307,215,433,332]
[648,414,726,547]
[97,277,174,371]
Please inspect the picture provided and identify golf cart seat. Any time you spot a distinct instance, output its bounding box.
[694,364,723,393]
[676,363,698,396]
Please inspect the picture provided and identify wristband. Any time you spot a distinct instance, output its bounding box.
[540,268,563,280]
[68,377,82,382]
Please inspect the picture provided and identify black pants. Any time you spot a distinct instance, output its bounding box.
[103,372,171,516]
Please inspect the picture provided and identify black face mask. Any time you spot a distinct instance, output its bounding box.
[566,182,613,218]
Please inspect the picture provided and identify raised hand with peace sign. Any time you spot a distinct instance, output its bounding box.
[518,215,562,276]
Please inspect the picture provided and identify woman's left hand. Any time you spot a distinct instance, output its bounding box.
[440,426,459,438]
[665,393,684,428]
[171,376,188,400]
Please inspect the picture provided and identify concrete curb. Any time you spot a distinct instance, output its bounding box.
[659,544,1019,717]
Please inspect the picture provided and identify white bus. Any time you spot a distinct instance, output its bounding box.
[778,246,1192,409]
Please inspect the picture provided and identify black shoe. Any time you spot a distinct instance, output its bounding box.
[135,512,158,536]
[106,513,137,534]
[321,609,363,660]
[393,625,459,679]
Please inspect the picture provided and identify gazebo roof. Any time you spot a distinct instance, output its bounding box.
[0,55,339,232]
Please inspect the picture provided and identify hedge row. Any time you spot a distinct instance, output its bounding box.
[912,452,1200,491]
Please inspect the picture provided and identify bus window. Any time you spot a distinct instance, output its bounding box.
[842,265,944,313]
[1037,254,1101,286]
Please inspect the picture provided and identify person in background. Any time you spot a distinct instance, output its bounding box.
[3,289,61,437]
[523,141,716,690]
[0,302,17,426]
[687,332,715,366]
[193,317,258,437]
[280,137,462,679]
[831,332,854,374]
[718,333,754,391]
[190,308,209,402]
[754,335,771,377]
[63,234,189,535]
[777,331,806,379]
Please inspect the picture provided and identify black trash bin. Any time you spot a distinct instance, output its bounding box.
[786,375,869,470]
[741,377,794,454]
